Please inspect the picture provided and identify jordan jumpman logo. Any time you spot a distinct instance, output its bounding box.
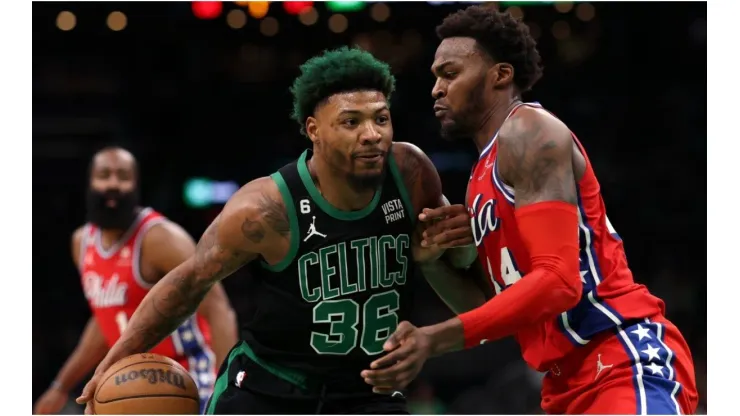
[595,353,613,380]
[304,216,327,242]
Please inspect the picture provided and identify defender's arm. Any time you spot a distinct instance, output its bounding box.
[424,106,582,354]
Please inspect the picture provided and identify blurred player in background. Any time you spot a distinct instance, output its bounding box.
[362,6,699,415]
[33,147,238,414]
[76,49,479,415]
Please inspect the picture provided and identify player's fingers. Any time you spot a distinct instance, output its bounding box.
[419,205,463,222]
[438,236,474,249]
[431,227,472,246]
[422,216,469,241]
[369,346,410,370]
[84,402,95,415]
[372,387,397,395]
[382,321,415,352]
[77,380,96,404]
[363,373,397,386]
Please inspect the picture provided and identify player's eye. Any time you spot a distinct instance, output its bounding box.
[445,71,458,79]
[376,115,389,124]
[343,119,358,127]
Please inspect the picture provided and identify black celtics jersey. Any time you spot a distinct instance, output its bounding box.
[240,149,417,384]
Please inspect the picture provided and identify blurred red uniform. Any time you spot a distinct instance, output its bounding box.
[80,207,216,412]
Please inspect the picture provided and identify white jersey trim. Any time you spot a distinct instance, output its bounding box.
[93,208,152,259]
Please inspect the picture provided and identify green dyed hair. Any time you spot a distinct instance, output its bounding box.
[290,47,396,135]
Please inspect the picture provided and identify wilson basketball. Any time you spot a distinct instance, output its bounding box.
[93,353,200,415]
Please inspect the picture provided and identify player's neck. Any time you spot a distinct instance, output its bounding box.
[308,157,376,211]
[98,228,127,249]
[473,96,523,154]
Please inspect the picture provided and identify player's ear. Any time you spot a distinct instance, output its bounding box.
[491,63,514,89]
[305,117,319,144]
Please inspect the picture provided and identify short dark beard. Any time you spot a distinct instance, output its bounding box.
[86,188,140,230]
[347,168,386,193]
[440,74,489,140]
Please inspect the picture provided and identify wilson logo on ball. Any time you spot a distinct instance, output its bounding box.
[114,369,187,390]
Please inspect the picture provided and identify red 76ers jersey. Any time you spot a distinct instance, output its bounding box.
[466,102,665,371]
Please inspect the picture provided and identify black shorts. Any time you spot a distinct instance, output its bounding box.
[205,342,408,415]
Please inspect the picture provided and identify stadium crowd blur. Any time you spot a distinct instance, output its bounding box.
[32,1,707,414]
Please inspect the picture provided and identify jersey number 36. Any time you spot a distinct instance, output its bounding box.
[310,290,399,356]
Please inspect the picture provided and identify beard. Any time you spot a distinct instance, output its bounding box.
[86,188,140,230]
[347,168,386,192]
[440,77,489,141]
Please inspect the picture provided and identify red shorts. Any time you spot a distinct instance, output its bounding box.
[541,315,699,414]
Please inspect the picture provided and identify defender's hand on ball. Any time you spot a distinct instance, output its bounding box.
[361,321,432,394]
[419,205,473,249]
[76,369,104,415]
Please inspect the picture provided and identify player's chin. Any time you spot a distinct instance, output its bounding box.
[350,169,384,189]
[439,121,465,141]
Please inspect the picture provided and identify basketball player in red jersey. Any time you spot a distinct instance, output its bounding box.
[361,6,699,414]
[33,147,237,415]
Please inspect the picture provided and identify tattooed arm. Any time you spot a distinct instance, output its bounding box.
[392,142,485,314]
[77,176,290,411]
[422,106,582,354]
[142,221,238,368]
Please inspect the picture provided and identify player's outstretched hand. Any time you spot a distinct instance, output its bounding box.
[34,387,68,415]
[76,367,106,415]
[419,205,473,248]
[361,321,432,394]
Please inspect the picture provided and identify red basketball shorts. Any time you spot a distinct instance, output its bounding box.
[541,315,699,414]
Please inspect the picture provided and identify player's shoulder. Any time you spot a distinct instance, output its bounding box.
[71,225,87,247]
[225,176,285,217]
[499,104,571,146]
[391,141,428,165]
[141,218,194,248]
[391,142,439,180]
[390,142,443,213]
[496,104,574,173]
[217,176,288,243]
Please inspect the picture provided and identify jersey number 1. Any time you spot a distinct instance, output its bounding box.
[115,311,128,335]
[310,290,399,356]
[487,247,522,294]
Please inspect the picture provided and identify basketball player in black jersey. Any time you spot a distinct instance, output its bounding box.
[77,47,483,414]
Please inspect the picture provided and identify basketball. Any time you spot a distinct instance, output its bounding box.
[93,353,200,415]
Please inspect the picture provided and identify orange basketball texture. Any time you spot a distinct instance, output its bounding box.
[93,353,200,415]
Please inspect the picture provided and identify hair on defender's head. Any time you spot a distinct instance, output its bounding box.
[436,5,544,92]
[290,46,396,135]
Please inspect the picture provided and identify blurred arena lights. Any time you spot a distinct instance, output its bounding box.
[554,2,574,13]
[499,1,553,5]
[298,7,319,26]
[248,1,270,19]
[260,16,280,36]
[56,11,76,31]
[326,1,365,13]
[284,2,313,15]
[370,3,390,22]
[106,11,127,31]
[551,20,571,40]
[575,3,595,22]
[226,9,247,29]
[192,1,223,19]
[506,6,524,19]
[328,13,349,33]
[234,1,250,6]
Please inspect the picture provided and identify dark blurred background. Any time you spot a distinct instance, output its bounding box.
[32,1,707,414]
